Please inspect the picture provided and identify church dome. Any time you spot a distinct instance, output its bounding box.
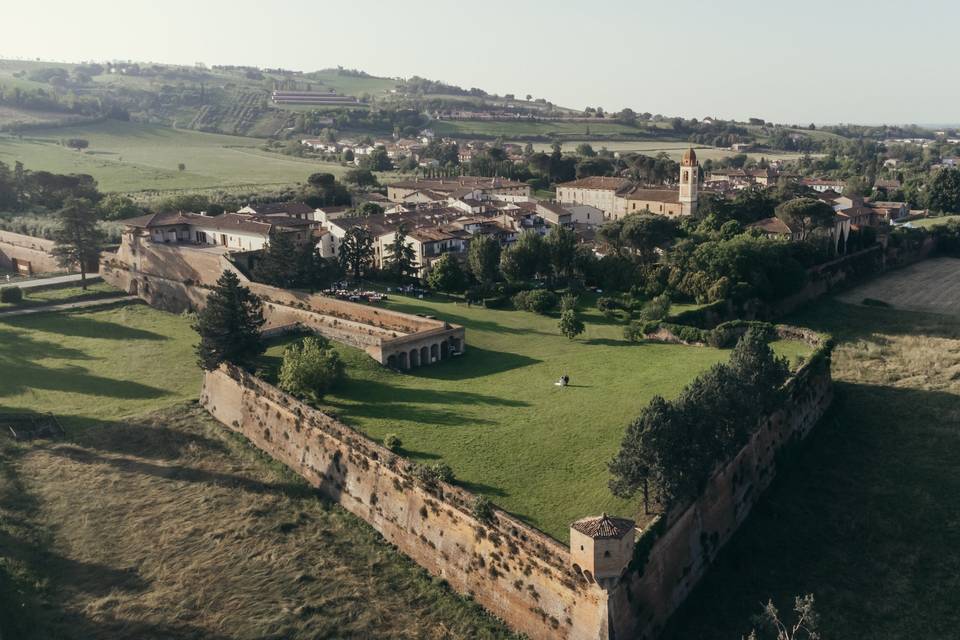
[682,147,697,165]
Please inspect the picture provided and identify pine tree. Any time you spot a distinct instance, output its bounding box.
[338,226,374,280]
[253,229,298,287]
[51,197,104,289]
[385,224,418,283]
[193,271,266,371]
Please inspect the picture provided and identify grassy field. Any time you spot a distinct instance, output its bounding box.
[0,120,353,193]
[0,303,516,639]
[522,140,817,162]
[836,257,960,315]
[261,294,810,541]
[433,119,649,138]
[907,214,960,229]
[668,269,960,638]
[0,281,121,310]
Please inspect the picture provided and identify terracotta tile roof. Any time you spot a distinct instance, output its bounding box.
[747,216,795,235]
[571,514,635,539]
[389,177,527,192]
[557,176,632,191]
[621,186,680,204]
[246,201,314,216]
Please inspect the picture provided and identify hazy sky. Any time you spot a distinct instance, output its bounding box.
[3,0,955,124]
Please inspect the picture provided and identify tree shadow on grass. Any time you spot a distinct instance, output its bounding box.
[582,337,634,347]
[458,479,509,498]
[5,312,167,341]
[664,383,960,640]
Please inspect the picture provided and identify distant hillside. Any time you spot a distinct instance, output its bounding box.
[0,59,574,139]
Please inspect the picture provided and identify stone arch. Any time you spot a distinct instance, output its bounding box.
[387,354,397,369]
[398,351,408,370]
[420,345,429,365]
[409,348,420,368]
[430,343,439,361]
[128,279,139,296]
[440,340,449,359]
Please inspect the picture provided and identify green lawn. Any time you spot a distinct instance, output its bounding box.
[262,295,809,541]
[0,120,351,193]
[0,303,201,429]
[0,281,120,310]
[668,299,960,639]
[908,214,960,229]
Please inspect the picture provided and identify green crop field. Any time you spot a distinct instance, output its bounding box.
[907,214,960,229]
[433,119,650,138]
[0,120,359,193]
[261,294,810,541]
[669,281,960,638]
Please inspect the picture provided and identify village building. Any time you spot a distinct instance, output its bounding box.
[237,201,316,220]
[802,178,847,193]
[556,147,700,219]
[386,176,531,202]
[120,211,318,252]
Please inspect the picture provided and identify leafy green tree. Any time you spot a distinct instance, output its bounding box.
[97,194,143,220]
[467,234,501,288]
[560,293,578,313]
[426,253,466,293]
[545,224,578,281]
[575,143,596,157]
[358,201,384,216]
[639,294,672,321]
[385,224,418,283]
[277,335,346,402]
[500,231,547,282]
[193,270,265,371]
[621,213,679,262]
[774,198,836,238]
[51,197,104,289]
[558,309,585,340]
[338,226,374,280]
[360,147,392,171]
[927,167,960,213]
[343,168,379,188]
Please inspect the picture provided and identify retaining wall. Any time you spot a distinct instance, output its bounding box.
[0,230,63,274]
[201,365,610,640]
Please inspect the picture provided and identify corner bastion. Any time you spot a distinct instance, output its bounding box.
[99,231,464,368]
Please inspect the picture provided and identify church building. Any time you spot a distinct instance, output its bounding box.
[556,147,700,219]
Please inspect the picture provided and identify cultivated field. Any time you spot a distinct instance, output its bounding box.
[261,294,811,541]
[521,139,816,162]
[836,257,960,316]
[0,303,516,639]
[669,290,960,638]
[0,121,353,193]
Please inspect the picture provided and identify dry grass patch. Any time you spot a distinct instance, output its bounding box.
[1,403,516,640]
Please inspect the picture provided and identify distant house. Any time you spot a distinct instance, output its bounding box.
[121,211,317,252]
[802,178,847,193]
[237,201,316,220]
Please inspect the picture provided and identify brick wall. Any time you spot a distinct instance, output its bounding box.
[201,366,611,640]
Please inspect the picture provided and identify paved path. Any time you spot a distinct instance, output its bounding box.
[0,273,101,291]
[0,296,138,318]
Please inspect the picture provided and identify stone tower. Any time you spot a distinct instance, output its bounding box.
[679,147,699,216]
[569,513,636,587]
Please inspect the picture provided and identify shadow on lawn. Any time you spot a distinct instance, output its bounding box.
[385,301,555,337]
[405,345,540,380]
[664,382,960,639]
[11,312,168,341]
[0,327,170,401]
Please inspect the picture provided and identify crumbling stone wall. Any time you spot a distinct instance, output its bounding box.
[201,365,611,640]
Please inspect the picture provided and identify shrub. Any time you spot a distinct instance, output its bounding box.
[639,293,672,322]
[559,293,579,314]
[512,289,558,314]
[0,286,23,304]
[384,433,402,451]
[472,495,495,523]
[429,461,455,483]
[277,336,346,402]
[558,309,585,340]
[624,321,647,342]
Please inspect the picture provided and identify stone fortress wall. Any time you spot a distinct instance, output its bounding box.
[99,232,464,367]
[0,230,64,275]
[200,333,833,639]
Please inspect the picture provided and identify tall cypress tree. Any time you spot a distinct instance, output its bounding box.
[253,229,298,287]
[193,271,266,371]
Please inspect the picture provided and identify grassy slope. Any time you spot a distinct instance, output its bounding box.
[0,121,353,193]
[433,119,648,138]
[908,214,960,229]
[0,304,515,639]
[0,281,120,309]
[668,296,960,638]
[262,295,809,541]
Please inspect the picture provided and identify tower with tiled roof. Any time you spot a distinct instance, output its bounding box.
[569,513,636,585]
[679,147,699,216]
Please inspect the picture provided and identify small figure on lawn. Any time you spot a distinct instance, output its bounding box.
[554,374,570,387]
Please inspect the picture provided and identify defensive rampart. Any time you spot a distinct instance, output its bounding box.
[0,230,63,275]
[200,332,833,639]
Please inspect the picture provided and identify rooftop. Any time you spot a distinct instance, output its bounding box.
[571,513,635,540]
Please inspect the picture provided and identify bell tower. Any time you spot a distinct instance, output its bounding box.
[679,147,699,216]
